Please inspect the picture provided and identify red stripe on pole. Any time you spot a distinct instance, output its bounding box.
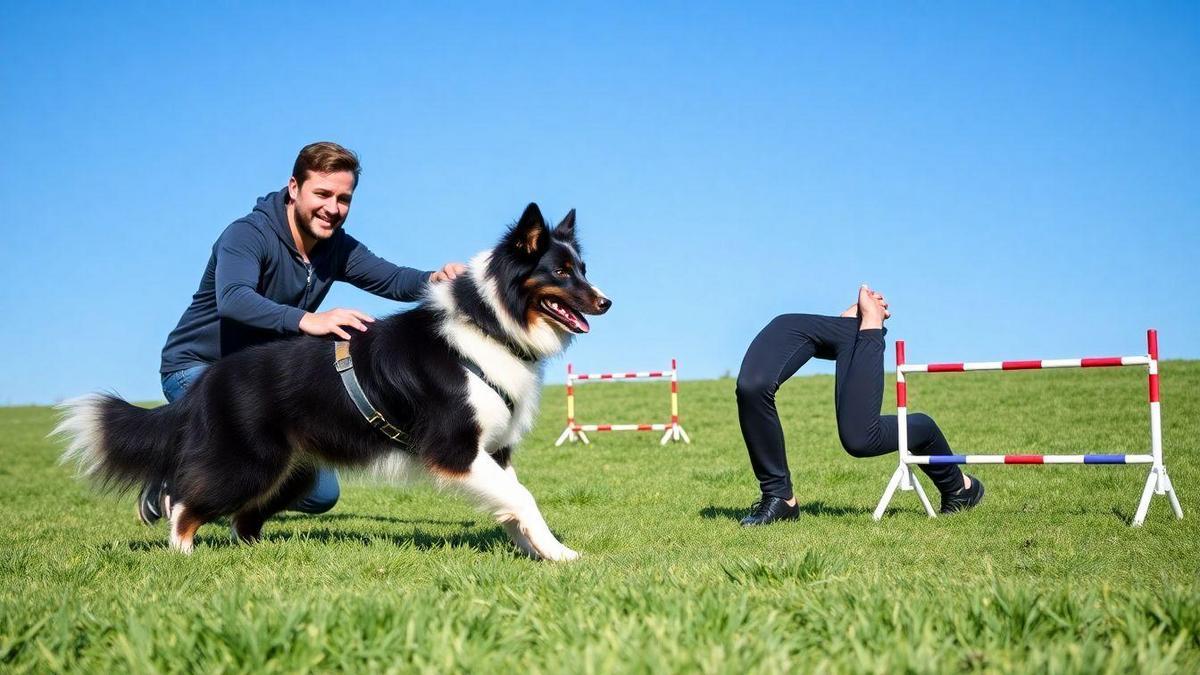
[671,381,678,393]
[1002,360,1043,370]
[624,373,637,378]
[1005,455,1044,464]
[928,363,965,372]
[649,371,663,377]
[672,358,677,370]
[597,425,612,431]
[637,424,652,431]
[566,386,573,396]
[1081,357,1123,367]
[1149,329,1160,403]
[671,415,679,424]
[897,381,907,407]
[600,374,612,380]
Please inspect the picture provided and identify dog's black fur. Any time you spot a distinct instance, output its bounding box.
[58,203,609,555]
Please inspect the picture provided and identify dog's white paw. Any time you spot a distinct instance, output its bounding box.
[543,546,581,563]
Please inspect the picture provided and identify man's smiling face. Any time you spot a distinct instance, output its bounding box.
[288,170,355,242]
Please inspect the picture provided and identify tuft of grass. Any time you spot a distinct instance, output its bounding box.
[1,362,1198,672]
[722,550,836,585]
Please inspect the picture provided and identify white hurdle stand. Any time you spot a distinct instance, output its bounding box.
[554,359,691,446]
[873,329,1183,526]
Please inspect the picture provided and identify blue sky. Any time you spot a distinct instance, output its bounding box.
[1,2,1197,405]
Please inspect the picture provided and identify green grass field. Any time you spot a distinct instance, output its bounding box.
[2,362,1198,673]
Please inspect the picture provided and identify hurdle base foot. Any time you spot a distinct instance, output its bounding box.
[554,427,590,447]
[873,464,937,520]
[659,424,691,446]
[1132,465,1183,526]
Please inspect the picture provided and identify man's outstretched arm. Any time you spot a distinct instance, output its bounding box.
[340,234,464,299]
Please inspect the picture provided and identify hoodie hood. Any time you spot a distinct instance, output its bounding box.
[253,188,304,256]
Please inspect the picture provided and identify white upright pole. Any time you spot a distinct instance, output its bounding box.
[874,339,935,519]
[1134,329,1183,525]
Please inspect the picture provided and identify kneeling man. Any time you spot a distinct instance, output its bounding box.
[141,141,465,524]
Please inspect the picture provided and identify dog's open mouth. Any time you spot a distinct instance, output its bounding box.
[539,298,590,334]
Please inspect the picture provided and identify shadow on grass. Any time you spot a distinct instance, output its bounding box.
[700,500,870,521]
[124,514,514,553]
[1109,506,1138,525]
[259,526,513,552]
[273,512,478,528]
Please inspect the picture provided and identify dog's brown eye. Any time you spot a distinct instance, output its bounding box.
[553,268,568,278]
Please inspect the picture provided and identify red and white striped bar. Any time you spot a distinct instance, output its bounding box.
[874,329,1182,527]
[573,371,669,380]
[571,423,672,432]
[900,356,1149,373]
[555,359,691,447]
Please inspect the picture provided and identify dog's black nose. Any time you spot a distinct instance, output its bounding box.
[596,297,612,313]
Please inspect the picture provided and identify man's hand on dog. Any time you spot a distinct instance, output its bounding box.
[430,262,467,283]
[299,308,375,340]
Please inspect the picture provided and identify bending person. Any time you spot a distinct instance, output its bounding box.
[735,285,984,526]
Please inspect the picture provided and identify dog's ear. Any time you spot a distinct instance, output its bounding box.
[505,203,548,257]
[553,209,577,245]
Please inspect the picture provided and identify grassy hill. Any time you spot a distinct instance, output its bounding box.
[2,362,1198,672]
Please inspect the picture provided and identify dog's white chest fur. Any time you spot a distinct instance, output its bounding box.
[465,363,542,451]
[429,259,563,454]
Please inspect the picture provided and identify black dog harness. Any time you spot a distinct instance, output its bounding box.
[334,341,516,448]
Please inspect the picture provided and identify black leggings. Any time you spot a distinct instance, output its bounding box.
[735,314,965,499]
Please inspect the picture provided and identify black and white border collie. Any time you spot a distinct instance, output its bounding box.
[56,203,609,561]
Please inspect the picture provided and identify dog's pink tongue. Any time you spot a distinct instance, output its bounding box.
[575,313,590,333]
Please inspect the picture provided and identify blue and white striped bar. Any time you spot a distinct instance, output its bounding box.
[904,454,1155,465]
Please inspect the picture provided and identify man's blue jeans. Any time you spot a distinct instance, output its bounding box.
[161,365,340,514]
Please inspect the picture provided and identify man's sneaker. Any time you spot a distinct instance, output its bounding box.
[940,474,984,514]
[137,481,171,525]
[739,495,800,526]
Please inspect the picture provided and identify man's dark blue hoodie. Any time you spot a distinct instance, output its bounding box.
[160,188,432,373]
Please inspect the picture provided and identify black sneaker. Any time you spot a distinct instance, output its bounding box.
[137,481,171,525]
[940,474,984,514]
[739,495,800,526]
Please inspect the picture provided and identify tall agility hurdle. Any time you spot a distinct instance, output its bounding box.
[874,329,1183,526]
[554,359,691,446]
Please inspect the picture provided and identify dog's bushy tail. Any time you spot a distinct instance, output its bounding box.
[53,394,184,491]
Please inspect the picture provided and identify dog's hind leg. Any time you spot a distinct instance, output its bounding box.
[169,503,208,554]
[442,451,579,562]
[231,465,320,544]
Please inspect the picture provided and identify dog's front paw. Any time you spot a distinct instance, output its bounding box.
[543,546,581,562]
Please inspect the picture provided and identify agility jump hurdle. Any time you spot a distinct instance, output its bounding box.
[874,329,1183,526]
[554,359,691,446]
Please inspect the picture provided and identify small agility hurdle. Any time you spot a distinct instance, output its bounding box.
[874,329,1183,526]
[554,359,691,446]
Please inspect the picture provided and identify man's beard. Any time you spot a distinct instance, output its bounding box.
[297,209,341,240]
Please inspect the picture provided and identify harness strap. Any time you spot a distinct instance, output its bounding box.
[335,341,412,448]
[334,342,516,449]
[461,358,516,413]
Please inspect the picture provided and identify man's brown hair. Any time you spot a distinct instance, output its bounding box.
[292,142,361,187]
